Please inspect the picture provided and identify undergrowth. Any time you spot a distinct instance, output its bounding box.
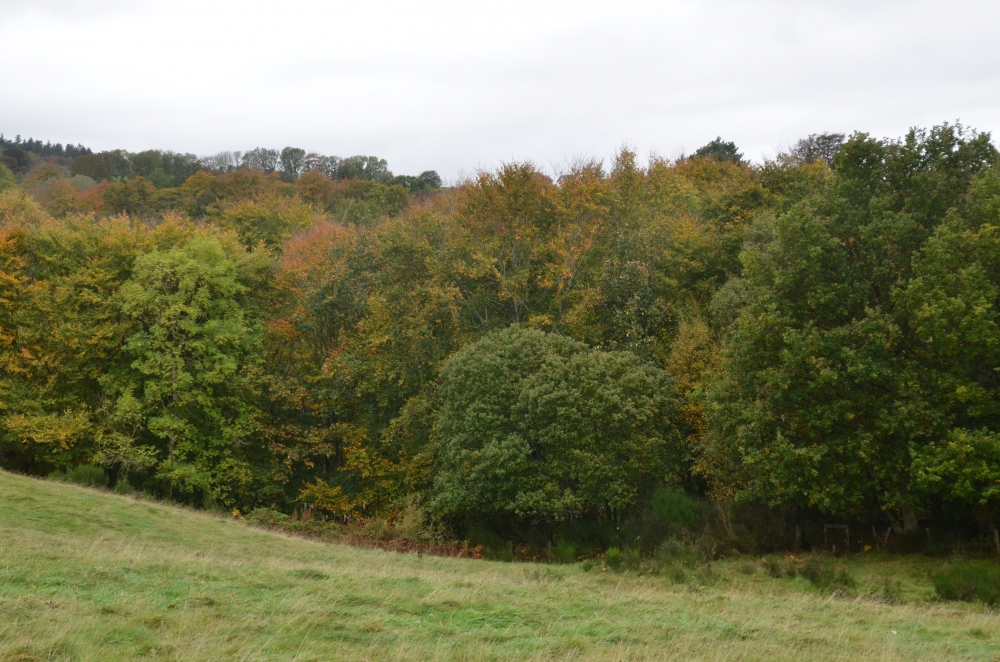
[935,562,1000,607]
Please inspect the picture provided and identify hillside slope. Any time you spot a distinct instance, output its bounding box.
[0,470,998,661]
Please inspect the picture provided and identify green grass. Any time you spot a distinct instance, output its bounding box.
[1,470,998,660]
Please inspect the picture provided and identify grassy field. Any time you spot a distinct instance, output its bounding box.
[1,471,998,661]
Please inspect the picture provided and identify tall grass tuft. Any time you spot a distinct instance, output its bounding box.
[552,538,577,564]
[605,547,622,569]
[113,477,137,495]
[934,562,1000,606]
[799,557,855,592]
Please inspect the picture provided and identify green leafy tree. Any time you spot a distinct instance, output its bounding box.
[705,124,998,527]
[0,216,152,473]
[693,137,743,163]
[103,177,157,216]
[0,163,16,193]
[1,147,31,175]
[430,326,680,523]
[912,428,1000,551]
[129,150,201,188]
[387,175,429,192]
[790,133,845,168]
[339,155,391,183]
[894,169,1000,430]
[419,170,442,188]
[98,150,133,179]
[70,154,111,182]
[23,162,63,188]
[241,147,279,174]
[896,167,1000,544]
[280,147,306,182]
[208,195,318,250]
[116,233,268,504]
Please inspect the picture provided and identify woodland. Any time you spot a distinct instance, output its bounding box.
[2,125,1000,558]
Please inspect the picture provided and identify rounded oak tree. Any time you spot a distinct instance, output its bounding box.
[430,326,681,524]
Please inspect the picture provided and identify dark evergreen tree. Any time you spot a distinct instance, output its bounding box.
[693,136,743,163]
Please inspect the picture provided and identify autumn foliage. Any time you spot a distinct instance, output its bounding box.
[2,125,1000,551]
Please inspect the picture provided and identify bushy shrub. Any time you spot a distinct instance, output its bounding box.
[244,507,291,527]
[394,497,427,542]
[935,563,1000,606]
[666,562,690,583]
[605,547,622,569]
[113,478,137,495]
[48,464,108,488]
[243,507,343,540]
[799,558,855,591]
[651,487,699,534]
[865,578,904,604]
[778,558,799,578]
[765,557,782,578]
[552,539,577,564]
[658,537,703,567]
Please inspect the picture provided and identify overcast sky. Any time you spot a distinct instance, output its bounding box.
[2,0,999,181]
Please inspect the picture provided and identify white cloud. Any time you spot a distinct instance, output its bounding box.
[1,0,998,179]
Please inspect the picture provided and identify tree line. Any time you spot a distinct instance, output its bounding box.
[1,124,998,551]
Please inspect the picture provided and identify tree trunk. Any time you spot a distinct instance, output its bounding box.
[793,525,802,554]
[902,507,919,535]
[886,511,904,536]
[994,525,999,557]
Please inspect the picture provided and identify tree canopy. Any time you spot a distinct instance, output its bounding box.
[431,326,680,522]
[2,123,1000,547]
[693,137,743,163]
